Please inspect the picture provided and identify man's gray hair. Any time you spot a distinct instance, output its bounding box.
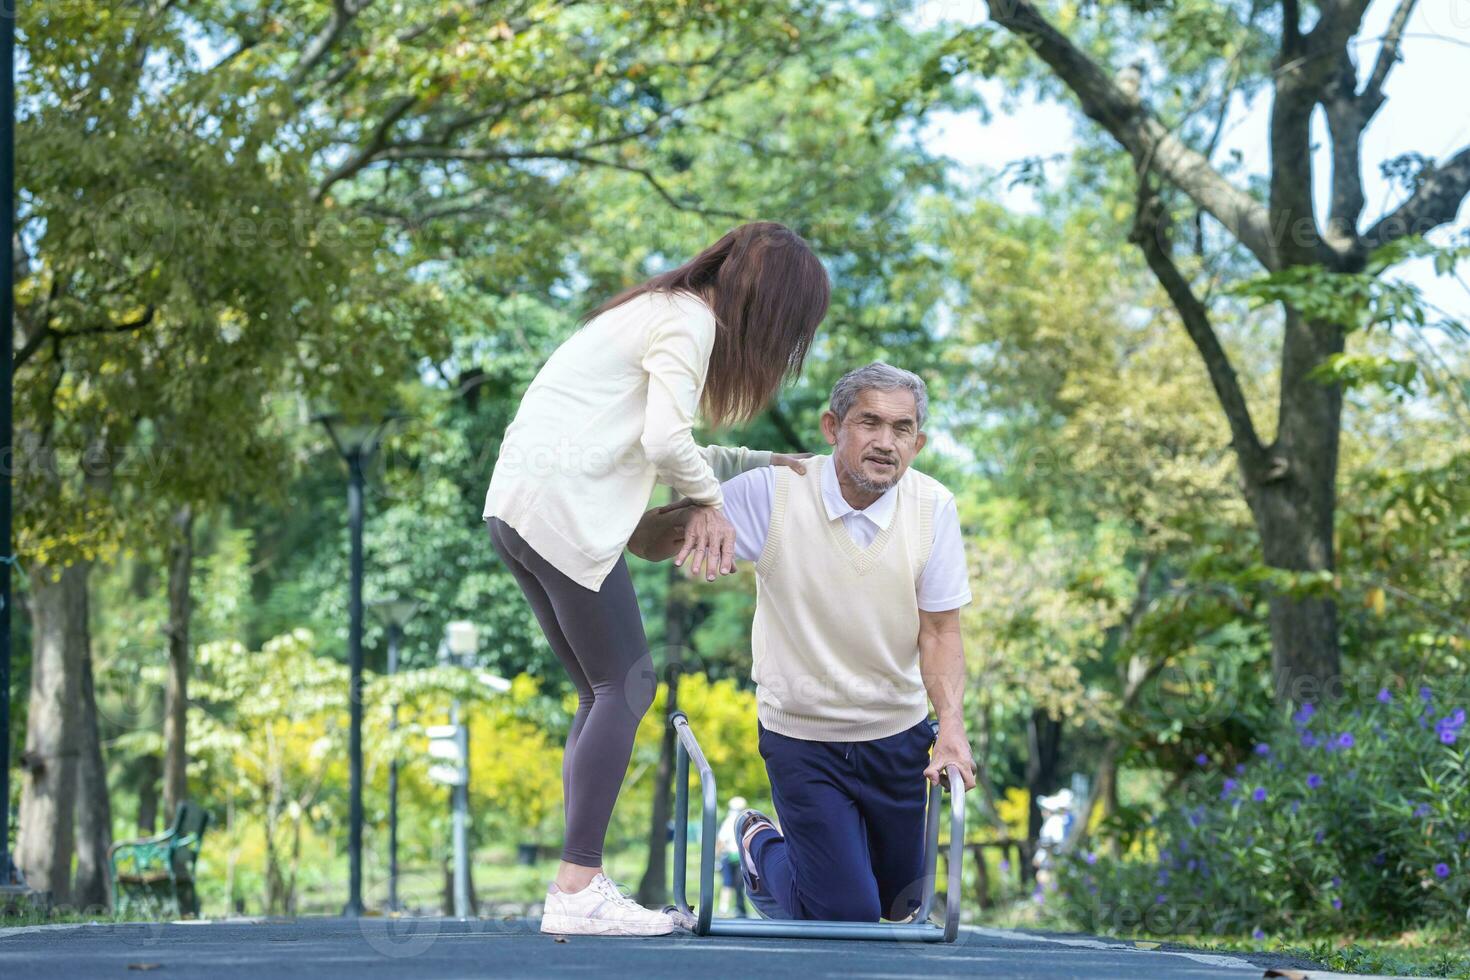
[829,362,928,429]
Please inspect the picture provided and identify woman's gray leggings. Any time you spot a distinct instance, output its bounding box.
[486,517,657,867]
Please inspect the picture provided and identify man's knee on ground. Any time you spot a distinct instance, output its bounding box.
[805,888,881,923]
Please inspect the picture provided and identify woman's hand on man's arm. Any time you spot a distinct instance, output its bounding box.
[628,500,737,580]
[627,504,693,563]
[675,506,737,581]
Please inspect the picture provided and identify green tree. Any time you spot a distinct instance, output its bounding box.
[935,0,1470,703]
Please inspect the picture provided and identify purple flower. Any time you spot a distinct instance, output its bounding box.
[1254,742,1271,756]
[1377,688,1393,704]
[1315,829,1325,844]
[1336,732,1355,749]
[1414,803,1432,819]
[1436,710,1466,745]
[1252,927,1266,940]
[1084,852,1096,866]
[1221,778,1238,799]
[1301,731,1319,748]
[1235,763,1247,775]
[1371,851,1387,866]
[1331,897,1342,910]
[1155,894,1166,905]
[1294,703,1316,725]
[1421,686,1434,703]
[1433,863,1451,879]
[1307,773,1322,789]
[1195,753,1209,766]
[1252,787,1268,803]
[1331,876,1341,888]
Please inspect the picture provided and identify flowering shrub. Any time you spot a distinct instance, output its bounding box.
[1058,686,1469,937]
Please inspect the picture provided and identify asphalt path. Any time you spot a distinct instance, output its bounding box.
[0,916,1364,979]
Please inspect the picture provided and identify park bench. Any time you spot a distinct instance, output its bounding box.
[108,802,210,918]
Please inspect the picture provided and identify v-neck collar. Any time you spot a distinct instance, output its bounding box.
[816,457,899,573]
[820,455,898,530]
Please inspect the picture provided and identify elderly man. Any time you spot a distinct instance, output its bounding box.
[629,362,977,923]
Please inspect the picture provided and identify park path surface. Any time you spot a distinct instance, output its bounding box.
[0,916,1393,979]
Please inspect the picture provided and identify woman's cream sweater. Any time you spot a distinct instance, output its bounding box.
[482,290,770,591]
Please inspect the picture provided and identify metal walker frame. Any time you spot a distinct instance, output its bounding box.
[669,710,966,942]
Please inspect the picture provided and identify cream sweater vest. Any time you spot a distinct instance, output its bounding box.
[752,455,943,741]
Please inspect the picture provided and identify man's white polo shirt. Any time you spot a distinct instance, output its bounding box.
[719,460,972,612]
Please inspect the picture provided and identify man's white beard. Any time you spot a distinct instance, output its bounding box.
[851,468,898,494]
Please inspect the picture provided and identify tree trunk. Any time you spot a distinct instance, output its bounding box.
[137,755,161,834]
[163,504,195,820]
[74,637,113,912]
[1247,312,1345,704]
[638,562,688,908]
[16,561,89,905]
[1075,738,1121,856]
[1024,708,1062,882]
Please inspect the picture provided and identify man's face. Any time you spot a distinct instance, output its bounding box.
[820,387,927,494]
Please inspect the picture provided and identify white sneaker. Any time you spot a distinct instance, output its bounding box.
[539,873,675,936]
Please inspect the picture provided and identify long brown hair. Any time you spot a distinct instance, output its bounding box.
[581,222,830,427]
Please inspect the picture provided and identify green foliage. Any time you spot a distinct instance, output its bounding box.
[1060,690,1470,937]
[465,675,566,844]
[1227,264,1427,335]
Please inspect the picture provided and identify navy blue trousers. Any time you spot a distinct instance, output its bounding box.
[749,718,936,922]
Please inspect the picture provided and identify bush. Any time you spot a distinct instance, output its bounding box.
[1059,686,1469,938]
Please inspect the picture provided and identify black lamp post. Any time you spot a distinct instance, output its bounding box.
[369,596,419,913]
[313,410,394,918]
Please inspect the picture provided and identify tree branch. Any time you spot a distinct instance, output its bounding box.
[1321,52,1368,250]
[1282,0,1302,54]
[16,306,158,371]
[1315,0,1420,256]
[984,0,1278,269]
[1129,183,1271,480]
[1360,0,1419,117]
[14,325,52,372]
[289,0,377,87]
[1360,144,1470,251]
[312,94,420,200]
[1268,0,1382,263]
